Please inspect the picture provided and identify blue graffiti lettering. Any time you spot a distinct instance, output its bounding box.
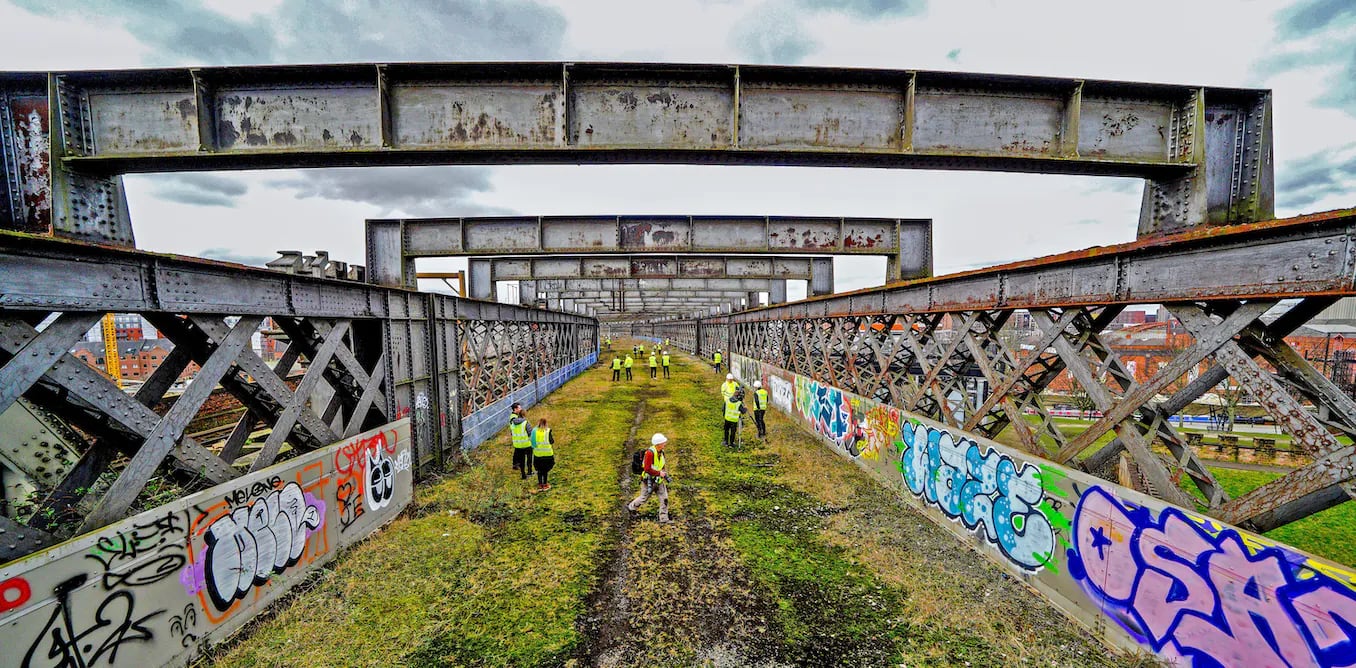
[899,421,1054,571]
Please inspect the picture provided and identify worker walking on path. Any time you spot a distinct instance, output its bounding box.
[648,351,658,378]
[627,433,671,522]
[611,355,622,382]
[624,354,634,380]
[661,350,671,378]
[712,350,723,373]
[753,381,769,439]
[531,417,555,492]
[723,386,747,448]
[508,402,534,480]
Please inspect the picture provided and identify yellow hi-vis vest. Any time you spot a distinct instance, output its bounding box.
[625,357,634,368]
[725,397,742,422]
[755,388,769,410]
[532,427,553,457]
[612,358,622,370]
[662,354,670,366]
[721,381,737,400]
[714,352,722,363]
[649,355,657,367]
[645,446,666,478]
[510,419,531,449]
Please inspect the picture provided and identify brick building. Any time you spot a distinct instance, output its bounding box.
[71,339,199,384]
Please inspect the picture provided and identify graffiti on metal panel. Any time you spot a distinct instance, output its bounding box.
[768,376,793,413]
[898,420,1056,571]
[334,430,398,531]
[0,576,32,613]
[195,482,325,612]
[793,375,869,458]
[169,603,200,648]
[1070,486,1356,667]
[85,509,189,590]
[22,574,163,668]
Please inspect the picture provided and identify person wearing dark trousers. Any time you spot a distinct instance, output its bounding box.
[624,355,634,380]
[508,402,534,479]
[752,381,769,439]
[648,352,658,378]
[661,350,671,378]
[722,387,747,448]
[611,355,622,381]
[531,417,555,492]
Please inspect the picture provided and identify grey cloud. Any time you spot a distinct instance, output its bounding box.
[197,248,274,266]
[1256,0,1356,117]
[14,0,565,66]
[731,3,819,64]
[1276,0,1356,39]
[275,166,514,217]
[1276,144,1356,209]
[794,0,926,20]
[149,173,249,207]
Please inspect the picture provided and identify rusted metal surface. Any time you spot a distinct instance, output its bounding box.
[1,64,1274,242]
[639,209,1356,534]
[0,93,50,233]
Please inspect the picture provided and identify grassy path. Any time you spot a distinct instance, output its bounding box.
[211,340,1150,666]
[211,356,636,667]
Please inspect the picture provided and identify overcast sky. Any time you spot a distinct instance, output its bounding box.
[2,0,1354,304]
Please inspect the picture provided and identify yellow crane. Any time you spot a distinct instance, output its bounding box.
[102,313,122,389]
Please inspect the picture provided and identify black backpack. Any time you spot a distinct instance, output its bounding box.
[630,449,645,475]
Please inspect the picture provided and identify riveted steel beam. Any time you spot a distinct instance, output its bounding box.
[3,64,1271,243]
[371,214,925,288]
[473,254,822,280]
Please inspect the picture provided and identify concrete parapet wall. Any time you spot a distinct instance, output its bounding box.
[0,420,413,667]
[731,354,1356,667]
[459,352,598,452]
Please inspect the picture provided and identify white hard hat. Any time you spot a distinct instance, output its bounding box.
[651,432,668,445]
[753,381,762,388]
[726,374,734,380]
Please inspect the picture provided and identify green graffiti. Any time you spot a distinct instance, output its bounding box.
[1038,499,1072,550]
[1033,551,1058,573]
[1036,464,1070,498]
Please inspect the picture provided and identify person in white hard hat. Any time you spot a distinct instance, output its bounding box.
[752,380,769,439]
[720,374,738,402]
[627,433,671,523]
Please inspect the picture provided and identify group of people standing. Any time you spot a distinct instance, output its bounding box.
[609,341,672,382]
[508,402,556,492]
[719,371,769,447]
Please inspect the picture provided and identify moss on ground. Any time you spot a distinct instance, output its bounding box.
[209,357,635,667]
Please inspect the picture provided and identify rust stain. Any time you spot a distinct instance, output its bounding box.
[7,96,50,233]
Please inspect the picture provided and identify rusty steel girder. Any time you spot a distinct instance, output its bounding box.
[2,64,1271,245]
[0,231,598,562]
[650,210,1356,532]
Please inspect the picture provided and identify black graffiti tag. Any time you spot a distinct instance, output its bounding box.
[22,575,164,668]
[84,510,187,590]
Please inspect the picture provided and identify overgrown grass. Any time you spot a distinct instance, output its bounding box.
[659,354,1150,666]
[211,358,635,667]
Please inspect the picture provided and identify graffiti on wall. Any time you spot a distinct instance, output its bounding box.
[793,375,870,458]
[198,482,325,611]
[768,376,793,413]
[899,420,1057,572]
[334,430,400,532]
[1070,486,1356,667]
[0,421,412,668]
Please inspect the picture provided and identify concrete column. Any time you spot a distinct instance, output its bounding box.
[810,257,834,296]
[468,258,493,300]
[770,279,787,304]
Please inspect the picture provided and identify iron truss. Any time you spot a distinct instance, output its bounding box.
[0,232,596,561]
[651,209,1356,532]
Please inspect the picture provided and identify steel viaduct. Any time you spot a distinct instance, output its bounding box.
[1,62,1352,666]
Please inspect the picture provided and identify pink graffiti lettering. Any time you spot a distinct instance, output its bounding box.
[1071,486,1356,667]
